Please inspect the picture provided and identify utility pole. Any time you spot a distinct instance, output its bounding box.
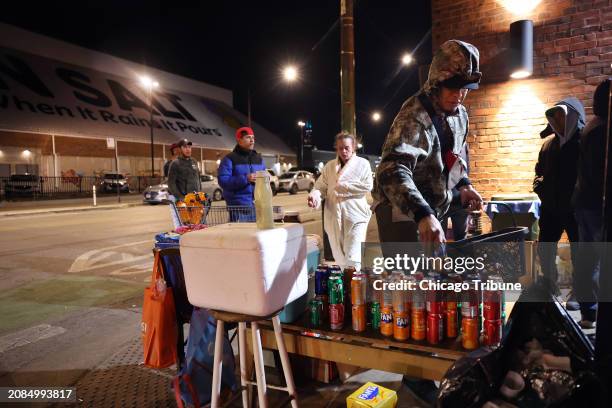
[340,0,356,136]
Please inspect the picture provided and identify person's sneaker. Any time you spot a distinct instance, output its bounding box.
[565,293,580,311]
[579,319,596,329]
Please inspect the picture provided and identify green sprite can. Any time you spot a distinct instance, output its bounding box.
[328,275,344,305]
[309,299,323,327]
[370,301,381,330]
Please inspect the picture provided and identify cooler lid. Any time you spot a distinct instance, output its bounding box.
[180,223,305,251]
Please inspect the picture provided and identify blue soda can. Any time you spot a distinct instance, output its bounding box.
[315,267,330,296]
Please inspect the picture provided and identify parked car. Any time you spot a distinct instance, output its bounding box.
[289,166,321,180]
[143,175,224,204]
[200,174,223,201]
[4,174,42,197]
[267,169,279,196]
[99,173,130,193]
[277,171,315,194]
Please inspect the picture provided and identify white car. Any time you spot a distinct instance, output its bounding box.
[143,175,223,204]
[267,169,279,196]
[277,171,315,194]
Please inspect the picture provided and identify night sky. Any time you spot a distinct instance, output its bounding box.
[3,1,432,156]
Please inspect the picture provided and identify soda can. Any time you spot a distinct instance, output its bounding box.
[351,275,366,305]
[328,275,344,305]
[315,294,328,323]
[427,313,444,344]
[446,309,458,338]
[315,268,330,296]
[393,310,410,341]
[483,319,502,347]
[461,317,480,350]
[370,302,381,330]
[380,305,394,337]
[329,303,344,330]
[309,299,323,327]
[352,304,367,332]
[461,301,479,318]
[446,301,457,312]
[483,300,502,320]
[411,309,426,341]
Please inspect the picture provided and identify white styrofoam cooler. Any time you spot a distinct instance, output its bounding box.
[180,223,308,316]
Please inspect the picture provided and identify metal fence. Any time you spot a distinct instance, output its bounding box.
[0,176,164,201]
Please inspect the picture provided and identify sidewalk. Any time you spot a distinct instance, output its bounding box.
[0,194,145,217]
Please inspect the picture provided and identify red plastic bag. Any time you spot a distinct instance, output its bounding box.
[142,251,178,368]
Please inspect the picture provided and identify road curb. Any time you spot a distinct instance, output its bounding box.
[0,202,143,217]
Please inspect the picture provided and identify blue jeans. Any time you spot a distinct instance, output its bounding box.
[575,208,601,320]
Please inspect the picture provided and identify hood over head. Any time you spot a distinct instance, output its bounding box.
[423,40,482,94]
[540,97,586,147]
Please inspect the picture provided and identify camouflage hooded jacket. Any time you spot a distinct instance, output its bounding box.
[373,40,480,222]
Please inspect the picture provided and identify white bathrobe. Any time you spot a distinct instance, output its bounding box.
[309,155,373,270]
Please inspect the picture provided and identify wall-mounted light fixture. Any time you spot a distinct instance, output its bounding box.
[510,20,533,79]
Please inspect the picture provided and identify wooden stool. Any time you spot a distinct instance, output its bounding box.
[209,309,298,408]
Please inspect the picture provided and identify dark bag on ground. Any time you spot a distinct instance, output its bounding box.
[173,307,237,407]
[436,284,601,407]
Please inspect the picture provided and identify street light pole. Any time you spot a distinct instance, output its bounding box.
[149,87,155,178]
[340,0,356,136]
[297,121,305,168]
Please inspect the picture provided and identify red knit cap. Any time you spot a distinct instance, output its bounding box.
[235,126,255,141]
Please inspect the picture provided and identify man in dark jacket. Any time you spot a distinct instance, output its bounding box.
[168,138,201,201]
[218,127,266,221]
[533,98,584,300]
[572,79,611,328]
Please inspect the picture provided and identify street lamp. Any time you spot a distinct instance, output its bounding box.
[140,75,159,178]
[297,121,306,169]
[283,65,298,82]
[401,53,413,66]
[372,111,382,122]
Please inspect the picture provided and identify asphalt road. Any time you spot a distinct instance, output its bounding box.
[0,191,321,387]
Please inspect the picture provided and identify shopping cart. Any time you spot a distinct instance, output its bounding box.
[170,201,284,227]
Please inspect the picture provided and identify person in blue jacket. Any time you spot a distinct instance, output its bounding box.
[217,126,266,221]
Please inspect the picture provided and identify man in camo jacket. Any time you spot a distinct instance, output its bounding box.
[373,40,484,246]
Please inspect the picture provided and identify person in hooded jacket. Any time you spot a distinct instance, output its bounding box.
[572,79,611,328]
[217,126,266,221]
[373,40,483,249]
[533,98,585,302]
[307,132,373,270]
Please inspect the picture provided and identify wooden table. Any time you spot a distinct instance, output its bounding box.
[247,316,467,381]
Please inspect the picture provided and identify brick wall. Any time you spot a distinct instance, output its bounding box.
[431,0,612,199]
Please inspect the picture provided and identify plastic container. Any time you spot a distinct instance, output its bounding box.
[180,223,307,316]
[254,170,274,229]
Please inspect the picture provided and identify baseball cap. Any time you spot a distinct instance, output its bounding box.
[235,127,255,141]
[177,138,193,147]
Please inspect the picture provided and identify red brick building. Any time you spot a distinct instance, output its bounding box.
[431,0,611,198]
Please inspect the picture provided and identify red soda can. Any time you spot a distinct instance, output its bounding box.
[483,319,502,347]
[427,313,444,344]
[329,303,344,330]
[426,290,444,315]
[446,309,458,338]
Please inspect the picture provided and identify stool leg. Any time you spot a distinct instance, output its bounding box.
[251,321,268,408]
[238,322,250,408]
[211,319,225,408]
[272,315,298,407]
